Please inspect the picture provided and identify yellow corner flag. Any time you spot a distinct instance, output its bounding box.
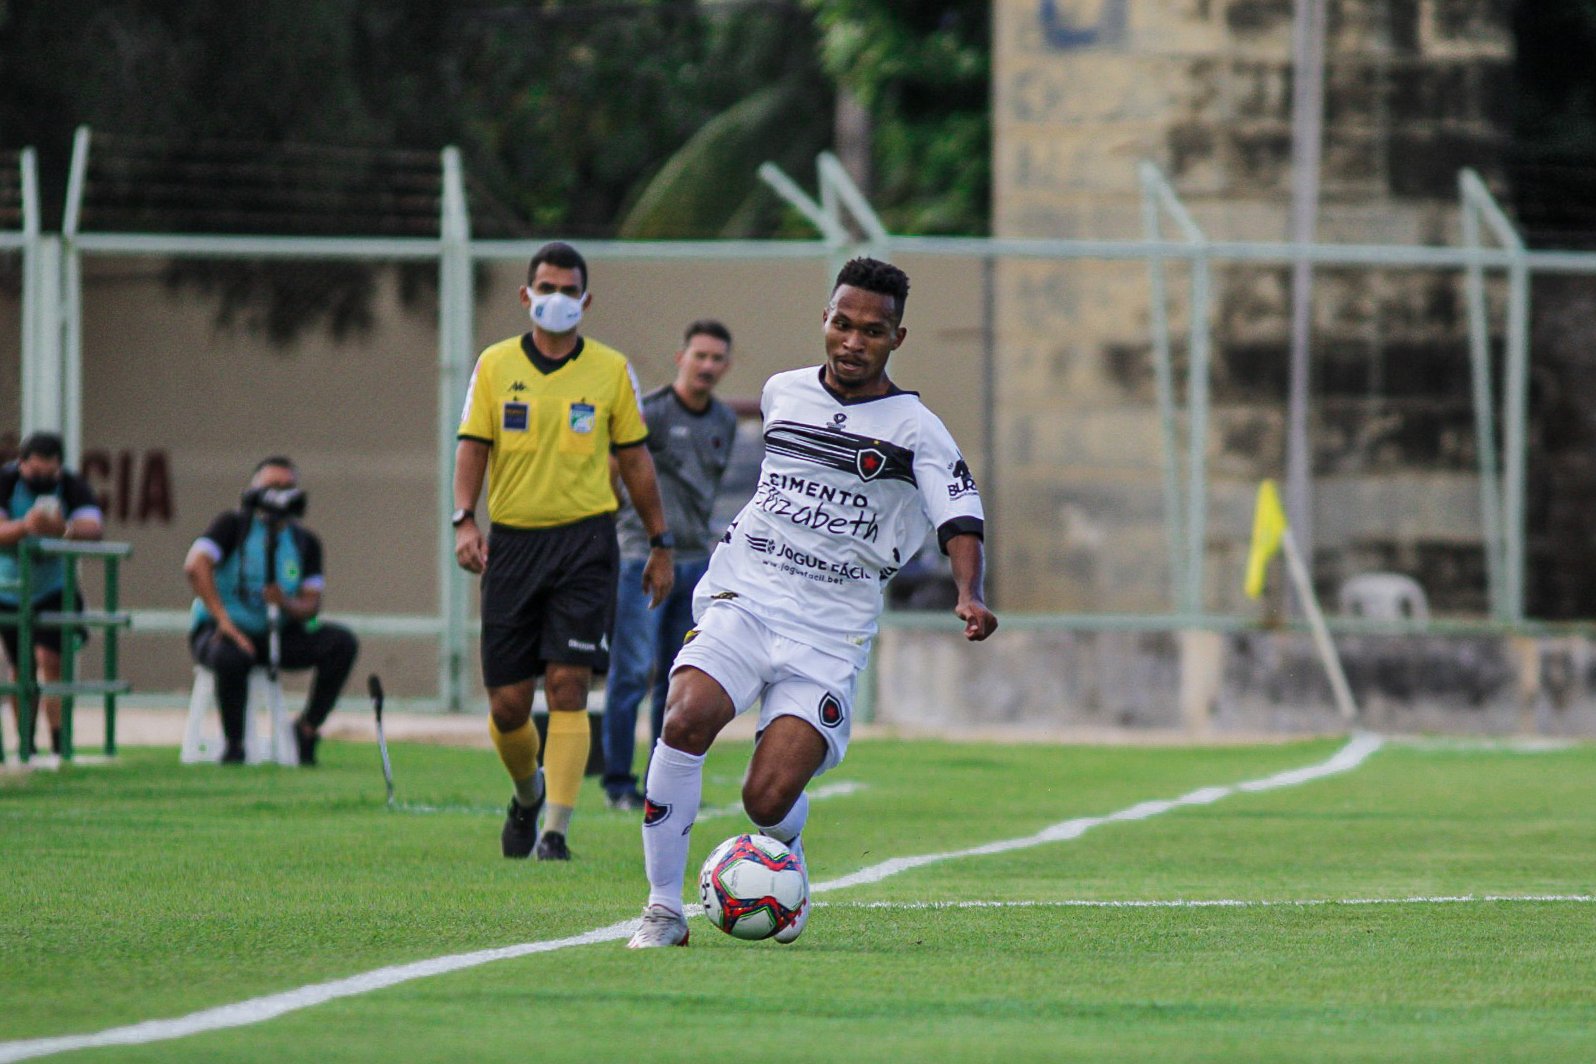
[1244,479,1288,599]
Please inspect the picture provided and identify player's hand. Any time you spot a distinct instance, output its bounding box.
[216,617,255,655]
[454,522,487,574]
[263,585,287,608]
[642,549,675,609]
[955,599,998,642]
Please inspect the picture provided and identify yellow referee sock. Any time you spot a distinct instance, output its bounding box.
[542,709,590,835]
[488,717,543,807]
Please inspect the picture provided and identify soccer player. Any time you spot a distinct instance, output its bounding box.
[454,241,674,861]
[627,257,997,947]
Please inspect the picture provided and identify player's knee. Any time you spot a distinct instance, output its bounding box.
[741,778,797,828]
[660,707,716,756]
[487,692,531,732]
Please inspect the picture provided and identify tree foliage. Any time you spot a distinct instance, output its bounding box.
[804,0,989,234]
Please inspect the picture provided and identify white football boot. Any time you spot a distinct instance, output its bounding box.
[773,835,809,944]
[627,904,690,949]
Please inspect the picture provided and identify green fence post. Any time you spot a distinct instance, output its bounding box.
[17,540,37,762]
[104,553,120,756]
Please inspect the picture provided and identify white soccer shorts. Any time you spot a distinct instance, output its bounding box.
[670,601,857,774]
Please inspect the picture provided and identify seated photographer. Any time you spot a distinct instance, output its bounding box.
[1,431,104,756]
[183,456,357,765]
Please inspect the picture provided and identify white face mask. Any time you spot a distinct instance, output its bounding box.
[530,291,584,333]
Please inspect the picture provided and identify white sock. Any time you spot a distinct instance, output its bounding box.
[641,741,706,916]
[754,791,809,871]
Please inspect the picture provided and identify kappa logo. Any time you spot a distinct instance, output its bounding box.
[642,798,670,826]
[832,412,847,427]
[509,381,529,393]
[710,591,739,601]
[856,447,886,481]
[818,693,845,728]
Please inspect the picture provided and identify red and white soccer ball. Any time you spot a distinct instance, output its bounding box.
[698,834,807,941]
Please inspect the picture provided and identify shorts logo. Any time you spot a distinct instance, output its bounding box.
[818,693,844,728]
[642,799,670,826]
[503,402,529,432]
[567,638,597,652]
[856,448,886,481]
[569,402,596,434]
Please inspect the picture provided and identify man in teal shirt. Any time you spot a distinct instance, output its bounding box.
[0,432,104,757]
[184,456,358,765]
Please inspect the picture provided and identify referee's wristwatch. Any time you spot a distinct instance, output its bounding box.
[450,508,475,528]
[649,531,675,551]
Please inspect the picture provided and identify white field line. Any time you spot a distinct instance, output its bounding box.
[1385,735,1577,753]
[825,895,1595,910]
[0,735,1380,1063]
[812,731,1384,893]
[699,779,864,820]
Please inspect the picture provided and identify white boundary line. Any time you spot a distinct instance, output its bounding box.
[826,895,1595,910]
[0,734,1381,1063]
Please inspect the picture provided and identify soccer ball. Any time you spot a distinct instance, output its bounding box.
[698,834,807,941]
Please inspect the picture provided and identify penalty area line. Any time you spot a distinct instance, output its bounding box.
[0,735,1380,1063]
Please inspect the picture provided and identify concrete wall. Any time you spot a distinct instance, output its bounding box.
[875,624,1596,738]
[4,250,988,701]
[992,0,1513,615]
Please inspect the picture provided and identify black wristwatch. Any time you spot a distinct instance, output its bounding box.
[450,508,475,527]
[649,531,675,550]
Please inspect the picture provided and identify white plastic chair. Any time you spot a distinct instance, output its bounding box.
[1338,572,1430,622]
[180,665,298,766]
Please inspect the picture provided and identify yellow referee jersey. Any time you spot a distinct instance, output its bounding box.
[458,334,649,529]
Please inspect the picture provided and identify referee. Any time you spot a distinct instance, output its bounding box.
[454,241,674,861]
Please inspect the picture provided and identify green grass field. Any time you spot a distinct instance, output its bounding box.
[4,734,1594,1062]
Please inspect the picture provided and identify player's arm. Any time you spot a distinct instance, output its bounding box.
[615,443,675,609]
[452,439,489,574]
[945,532,997,642]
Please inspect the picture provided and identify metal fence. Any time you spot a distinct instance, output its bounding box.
[13,126,1596,710]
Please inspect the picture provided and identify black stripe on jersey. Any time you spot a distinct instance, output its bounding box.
[763,419,917,485]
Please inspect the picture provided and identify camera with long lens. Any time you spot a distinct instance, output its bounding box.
[241,485,307,520]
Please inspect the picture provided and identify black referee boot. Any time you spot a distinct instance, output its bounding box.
[502,793,543,858]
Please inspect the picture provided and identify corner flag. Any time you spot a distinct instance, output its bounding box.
[1244,479,1287,599]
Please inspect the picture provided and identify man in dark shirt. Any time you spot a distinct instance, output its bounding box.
[0,432,104,757]
[183,456,358,765]
[602,320,738,809]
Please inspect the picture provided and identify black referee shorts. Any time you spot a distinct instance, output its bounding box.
[480,514,618,688]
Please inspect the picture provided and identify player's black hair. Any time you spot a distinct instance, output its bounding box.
[832,257,910,320]
[683,319,732,349]
[253,455,296,474]
[18,432,64,461]
[527,241,589,292]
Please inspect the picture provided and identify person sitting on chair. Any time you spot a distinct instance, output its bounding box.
[183,456,357,765]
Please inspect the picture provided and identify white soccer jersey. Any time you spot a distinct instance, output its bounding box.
[693,366,984,666]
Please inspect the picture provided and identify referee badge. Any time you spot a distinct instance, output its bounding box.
[569,402,596,434]
[503,402,529,432]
